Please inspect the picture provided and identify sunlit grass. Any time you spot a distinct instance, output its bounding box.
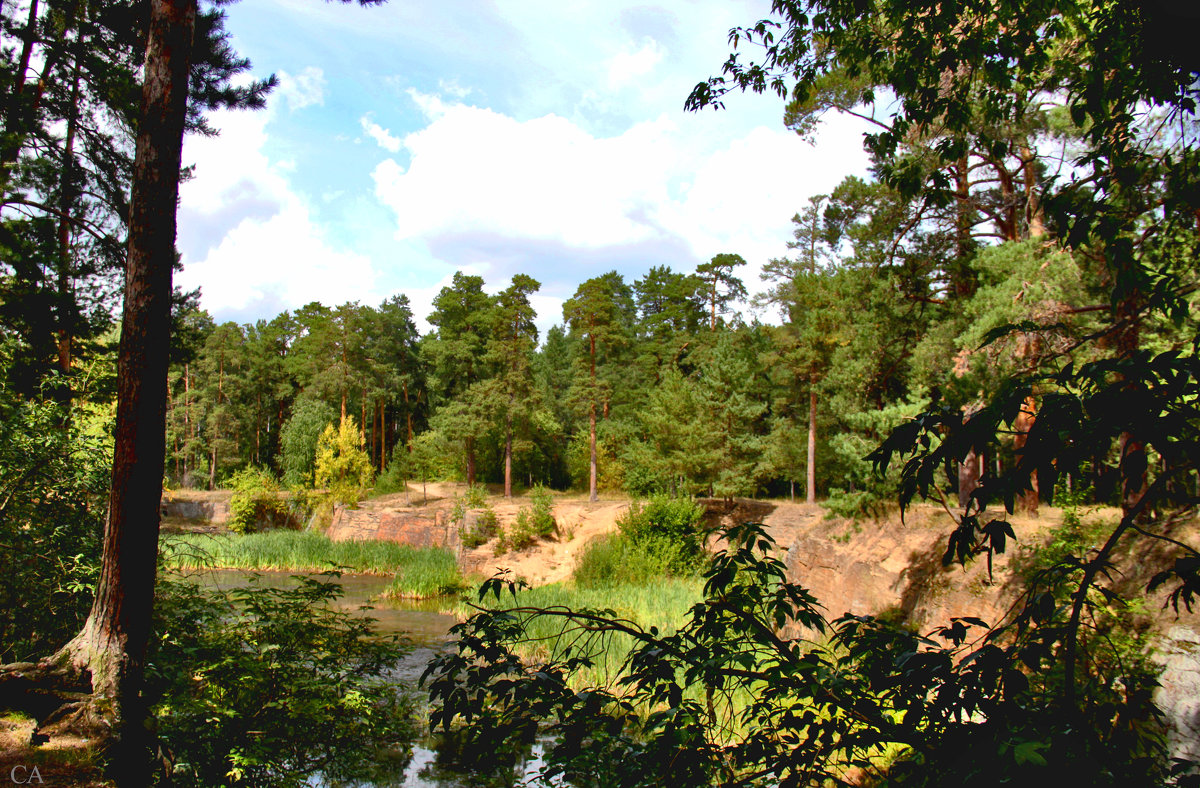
[161,530,462,599]
[457,576,704,689]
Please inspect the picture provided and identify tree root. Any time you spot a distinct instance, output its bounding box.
[0,656,111,744]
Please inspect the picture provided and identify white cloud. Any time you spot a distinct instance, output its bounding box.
[437,78,472,98]
[606,37,665,89]
[370,90,872,293]
[177,106,380,317]
[360,115,403,152]
[276,67,326,111]
[375,93,678,248]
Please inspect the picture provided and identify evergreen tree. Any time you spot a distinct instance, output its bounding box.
[563,272,632,502]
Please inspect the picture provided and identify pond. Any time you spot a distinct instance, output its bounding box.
[196,569,549,788]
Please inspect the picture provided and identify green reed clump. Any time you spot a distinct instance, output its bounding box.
[162,531,463,599]
[460,576,703,688]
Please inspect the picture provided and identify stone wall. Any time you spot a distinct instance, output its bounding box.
[783,525,1017,632]
[327,506,459,551]
[161,498,230,525]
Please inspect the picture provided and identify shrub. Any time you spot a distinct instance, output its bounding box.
[150,574,417,786]
[452,485,498,549]
[278,397,336,488]
[573,533,674,588]
[226,467,289,535]
[500,487,558,554]
[373,450,410,496]
[528,484,557,538]
[314,417,375,506]
[615,495,707,575]
[0,395,106,663]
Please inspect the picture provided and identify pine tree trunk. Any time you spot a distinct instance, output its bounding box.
[589,402,598,503]
[589,333,598,502]
[55,37,83,397]
[958,448,982,507]
[55,2,196,782]
[1013,395,1039,515]
[806,385,816,504]
[504,402,513,498]
[0,0,42,192]
[1021,144,1046,238]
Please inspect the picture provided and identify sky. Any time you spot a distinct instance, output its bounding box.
[175,0,873,338]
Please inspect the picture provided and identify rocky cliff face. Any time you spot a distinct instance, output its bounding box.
[327,504,458,550]
[751,500,1200,764]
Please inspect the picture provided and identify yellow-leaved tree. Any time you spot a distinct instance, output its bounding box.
[314,417,374,506]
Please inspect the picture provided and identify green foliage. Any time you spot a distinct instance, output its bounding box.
[278,397,336,488]
[426,523,1174,788]
[573,533,682,589]
[162,531,460,593]
[460,509,499,550]
[615,495,707,576]
[566,429,624,493]
[314,417,374,506]
[453,486,498,549]
[226,467,289,534]
[528,484,557,537]
[382,549,464,599]
[0,394,106,662]
[372,451,410,496]
[150,573,417,786]
[501,484,559,553]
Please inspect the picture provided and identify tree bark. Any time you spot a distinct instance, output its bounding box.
[55,1,197,783]
[589,332,598,502]
[504,409,513,498]
[806,383,816,504]
[1013,395,1040,515]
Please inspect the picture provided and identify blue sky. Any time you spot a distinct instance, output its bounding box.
[175,0,872,337]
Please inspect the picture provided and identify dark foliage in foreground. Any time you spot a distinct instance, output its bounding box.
[425,522,1181,787]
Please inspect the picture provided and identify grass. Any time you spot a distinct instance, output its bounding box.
[161,530,463,599]
[459,576,704,688]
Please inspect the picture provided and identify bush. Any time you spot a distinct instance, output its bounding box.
[528,484,556,537]
[573,533,676,588]
[0,395,106,662]
[499,486,558,554]
[314,417,375,506]
[226,467,289,534]
[615,495,707,575]
[150,574,417,786]
[278,397,336,488]
[460,508,498,549]
[427,523,1176,788]
[373,450,410,496]
[452,485,498,549]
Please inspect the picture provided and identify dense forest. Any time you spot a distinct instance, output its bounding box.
[2,0,1200,785]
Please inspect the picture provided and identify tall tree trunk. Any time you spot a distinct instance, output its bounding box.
[465,436,476,487]
[209,352,223,490]
[589,402,598,503]
[806,383,816,504]
[952,154,975,298]
[55,38,83,398]
[504,409,513,498]
[0,0,42,195]
[959,448,982,507]
[56,2,197,783]
[183,362,191,483]
[589,333,598,502]
[1013,395,1040,515]
[1021,143,1046,238]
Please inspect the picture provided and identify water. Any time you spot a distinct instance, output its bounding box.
[195,569,547,787]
